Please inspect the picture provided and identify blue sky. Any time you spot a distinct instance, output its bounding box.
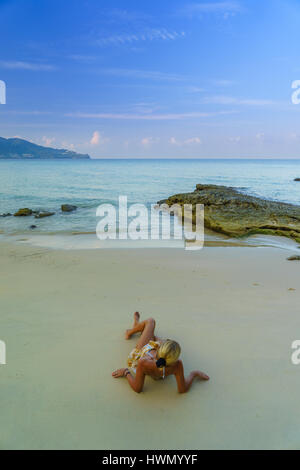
[1,0,300,158]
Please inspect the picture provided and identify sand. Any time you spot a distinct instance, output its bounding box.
[0,241,300,450]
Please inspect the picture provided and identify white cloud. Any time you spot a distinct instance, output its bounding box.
[2,110,51,116]
[131,103,161,115]
[90,131,109,146]
[96,29,185,47]
[99,68,185,82]
[68,54,97,62]
[90,131,100,145]
[141,137,159,146]
[61,141,75,150]
[108,8,151,22]
[42,136,55,146]
[213,79,236,87]
[169,137,180,145]
[67,110,235,121]
[256,133,265,141]
[183,2,242,16]
[187,86,206,93]
[169,136,202,145]
[203,95,277,106]
[288,132,300,141]
[0,61,56,71]
[228,136,241,143]
[185,137,202,144]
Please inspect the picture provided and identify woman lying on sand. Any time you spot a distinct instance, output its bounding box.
[112,312,209,393]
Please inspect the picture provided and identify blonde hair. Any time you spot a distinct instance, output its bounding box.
[157,339,181,367]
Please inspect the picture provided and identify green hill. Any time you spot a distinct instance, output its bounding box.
[0,137,90,159]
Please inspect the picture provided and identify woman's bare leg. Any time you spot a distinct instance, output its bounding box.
[125,312,141,339]
[125,312,156,350]
[135,318,156,350]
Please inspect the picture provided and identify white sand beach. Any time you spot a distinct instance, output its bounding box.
[1,241,300,450]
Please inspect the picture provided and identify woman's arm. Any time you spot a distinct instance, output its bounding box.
[126,360,146,393]
[112,360,146,393]
[174,360,209,393]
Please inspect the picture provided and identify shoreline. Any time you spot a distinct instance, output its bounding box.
[1,179,300,252]
[1,230,300,252]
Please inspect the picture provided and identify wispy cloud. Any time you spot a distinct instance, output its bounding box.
[187,86,206,93]
[0,60,56,71]
[213,79,236,87]
[185,137,202,144]
[228,136,241,143]
[99,68,185,82]
[169,136,202,145]
[182,2,242,17]
[141,136,160,146]
[131,102,161,114]
[202,95,277,106]
[68,54,97,63]
[61,141,76,151]
[42,136,55,146]
[103,8,152,23]
[96,29,185,46]
[187,80,235,92]
[0,110,52,115]
[66,111,235,121]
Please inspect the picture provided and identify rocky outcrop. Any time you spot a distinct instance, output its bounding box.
[35,211,55,219]
[287,255,300,261]
[14,208,33,217]
[61,204,77,212]
[14,208,55,218]
[11,205,77,217]
[158,184,300,243]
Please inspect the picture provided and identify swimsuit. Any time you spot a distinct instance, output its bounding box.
[127,340,165,378]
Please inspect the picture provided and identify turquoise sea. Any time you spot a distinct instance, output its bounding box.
[0,159,300,247]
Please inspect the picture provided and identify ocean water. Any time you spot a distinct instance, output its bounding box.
[0,159,300,243]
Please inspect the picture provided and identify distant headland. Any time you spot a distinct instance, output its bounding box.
[0,137,90,160]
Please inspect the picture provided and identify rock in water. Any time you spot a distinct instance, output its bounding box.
[0,213,12,217]
[14,208,33,217]
[35,211,55,219]
[30,225,37,229]
[294,178,300,182]
[287,255,300,261]
[61,204,77,212]
[158,184,300,243]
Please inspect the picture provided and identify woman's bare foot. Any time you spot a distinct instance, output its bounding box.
[125,312,140,339]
